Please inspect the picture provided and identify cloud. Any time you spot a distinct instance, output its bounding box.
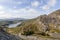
[0,5,15,19]
[0,5,4,10]
[0,0,41,19]
[31,1,40,7]
[1,0,56,19]
[42,0,57,10]
[17,1,22,4]
[48,0,56,6]
[0,0,22,7]
[0,5,40,19]
[42,5,50,10]
[10,8,40,19]
[0,11,13,19]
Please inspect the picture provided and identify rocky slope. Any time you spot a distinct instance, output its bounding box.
[0,27,22,40]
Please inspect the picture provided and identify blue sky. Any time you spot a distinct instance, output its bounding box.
[0,0,60,19]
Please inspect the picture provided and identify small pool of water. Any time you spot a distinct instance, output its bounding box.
[8,22,22,28]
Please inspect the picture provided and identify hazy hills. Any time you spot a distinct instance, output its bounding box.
[0,18,26,21]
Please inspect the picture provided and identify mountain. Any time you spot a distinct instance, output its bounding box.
[6,9,60,40]
[19,9,60,35]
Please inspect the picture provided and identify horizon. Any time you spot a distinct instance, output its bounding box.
[0,0,60,19]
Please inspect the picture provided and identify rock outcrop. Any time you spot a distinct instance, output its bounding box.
[0,27,22,40]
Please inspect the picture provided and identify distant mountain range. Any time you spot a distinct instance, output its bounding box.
[0,18,27,21]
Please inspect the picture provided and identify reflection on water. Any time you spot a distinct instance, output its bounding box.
[8,22,22,28]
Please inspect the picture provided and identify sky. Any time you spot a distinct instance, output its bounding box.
[0,0,60,19]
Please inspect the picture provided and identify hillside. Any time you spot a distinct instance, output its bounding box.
[6,9,60,40]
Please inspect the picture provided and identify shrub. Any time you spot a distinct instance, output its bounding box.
[39,32,49,36]
[21,30,34,36]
